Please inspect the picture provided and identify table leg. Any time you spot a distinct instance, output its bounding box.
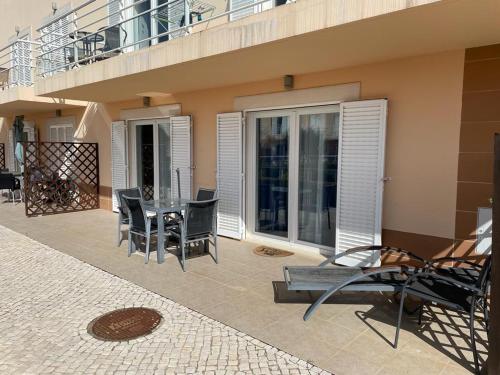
[157,213,165,263]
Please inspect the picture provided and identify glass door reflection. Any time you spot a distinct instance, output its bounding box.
[256,116,289,238]
[297,112,339,247]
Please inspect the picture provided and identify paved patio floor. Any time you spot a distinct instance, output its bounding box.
[0,203,487,374]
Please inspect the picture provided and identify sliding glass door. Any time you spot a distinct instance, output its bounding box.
[255,115,289,238]
[297,110,339,248]
[249,106,340,250]
[131,118,171,200]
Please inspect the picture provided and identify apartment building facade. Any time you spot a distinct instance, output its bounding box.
[0,0,498,266]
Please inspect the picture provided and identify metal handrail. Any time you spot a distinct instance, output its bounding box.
[0,37,39,88]
[37,0,97,31]
[37,0,181,60]
[37,0,274,76]
[36,0,150,53]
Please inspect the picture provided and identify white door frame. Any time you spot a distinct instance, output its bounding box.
[129,117,170,200]
[245,104,340,253]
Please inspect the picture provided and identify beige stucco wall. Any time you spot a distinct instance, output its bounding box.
[24,49,464,241]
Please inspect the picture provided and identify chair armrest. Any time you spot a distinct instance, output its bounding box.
[319,246,425,267]
[404,271,483,294]
[426,256,483,270]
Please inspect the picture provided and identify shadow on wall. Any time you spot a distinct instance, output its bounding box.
[74,102,113,186]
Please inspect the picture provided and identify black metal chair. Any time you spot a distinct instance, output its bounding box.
[115,187,142,246]
[95,25,128,60]
[0,173,21,203]
[196,187,216,201]
[168,199,218,271]
[395,255,492,374]
[122,195,175,264]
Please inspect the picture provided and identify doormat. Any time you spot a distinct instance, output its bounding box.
[253,246,293,257]
[87,307,162,342]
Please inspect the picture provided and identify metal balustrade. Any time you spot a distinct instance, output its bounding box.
[34,0,291,77]
[0,31,41,90]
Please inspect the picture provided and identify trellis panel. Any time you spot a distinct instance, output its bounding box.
[23,142,99,217]
[0,143,5,170]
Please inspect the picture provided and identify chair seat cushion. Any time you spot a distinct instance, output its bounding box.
[285,266,407,292]
[436,267,480,286]
[406,278,475,311]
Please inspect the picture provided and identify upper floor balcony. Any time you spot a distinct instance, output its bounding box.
[31,0,500,102]
[0,25,85,116]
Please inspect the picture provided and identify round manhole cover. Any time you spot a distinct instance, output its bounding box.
[87,307,162,341]
[253,246,293,257]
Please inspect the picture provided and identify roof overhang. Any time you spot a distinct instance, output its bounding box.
[34,0,500,102]
[0,86,87,116]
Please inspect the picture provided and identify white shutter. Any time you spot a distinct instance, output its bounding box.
[170,116,192,199]
[230,0,256,20]
[230,0,272,20]
[217,112,244,239]
[111,121,128,212]
[335,99,387,267]
[7,129,15,172]
[108,0,123,26]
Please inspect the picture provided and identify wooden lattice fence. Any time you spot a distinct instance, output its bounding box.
[0,143,5,170]
[23,141,99,217]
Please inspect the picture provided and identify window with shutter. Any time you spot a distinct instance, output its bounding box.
[335,99,388,267]
[111,121,129,211]
[217,113,244,239]
[170,116,192,199]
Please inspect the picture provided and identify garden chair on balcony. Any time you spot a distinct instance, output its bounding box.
[115,187,142,246]
[394,254,491,374]
[122,195,176,263]
[168,199,218,271]
[95,25,128,61]
[196,187,216,201]
[283,246,427,321]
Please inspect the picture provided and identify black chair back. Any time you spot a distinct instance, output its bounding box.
[122,195,147,233]
[196,188,215,201]
[0,173,16,190]
[184,199,218,238]
[477,254,492,291]
[104,25,121,51]
[116,187,142,218]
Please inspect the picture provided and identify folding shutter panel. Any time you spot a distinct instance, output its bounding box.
[7,129,15,172]
[230,0,257,20]
[170,116,192,199]
[108,0,123,26]
[111,121,128,212]
[335,99,388,267]
[217,112,244,239]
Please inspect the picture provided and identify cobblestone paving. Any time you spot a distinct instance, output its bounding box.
[0,225,330,375]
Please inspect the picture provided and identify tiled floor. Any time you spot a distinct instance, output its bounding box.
[0,203,487,374]
[0,225,327,374]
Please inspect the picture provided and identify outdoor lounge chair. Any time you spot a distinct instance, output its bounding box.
[115,187,142,246]
[283,246,427,321]
[394,255,491,374]
[168,199,218,271]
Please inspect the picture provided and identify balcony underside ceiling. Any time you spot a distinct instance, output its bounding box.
[35,0,500,103]
[0,87,87,116]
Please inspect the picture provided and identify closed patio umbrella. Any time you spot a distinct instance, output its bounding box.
[12,116,24,172]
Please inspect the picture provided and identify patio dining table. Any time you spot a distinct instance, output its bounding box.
[143,198,190,263]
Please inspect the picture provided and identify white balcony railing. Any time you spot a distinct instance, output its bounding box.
[0,30,40,90]
[35,0,292,77]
